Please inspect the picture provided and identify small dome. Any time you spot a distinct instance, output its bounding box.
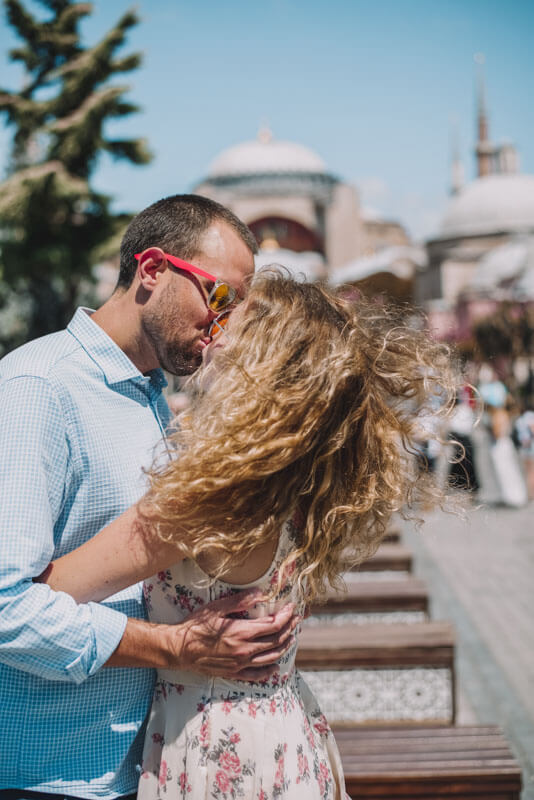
[207,130,327,178]
[439,174,534,238]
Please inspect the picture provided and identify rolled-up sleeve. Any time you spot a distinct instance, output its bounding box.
[0,376,127,683]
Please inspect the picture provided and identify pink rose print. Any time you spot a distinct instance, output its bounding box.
[248,701,257,718]
[296,747,310,784]
[274,757,284,788]
[318,761,331,796]
[313,714,330,736]
[158,759,168,787]
[199,720,210,746]
[219,750,241,774]
[303,716,315,749]
[283,560,296,580]
[222,699,233,715]
[215,770,230,793]
[178,771,191,792]
[230,732,241,744]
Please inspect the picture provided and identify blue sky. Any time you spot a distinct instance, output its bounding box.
[1,0,533,241]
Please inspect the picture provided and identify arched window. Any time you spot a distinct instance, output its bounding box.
[249,217,324,254]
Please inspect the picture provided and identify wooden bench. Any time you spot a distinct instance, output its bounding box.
[311,577,429,616]
[297,621,456,725]
[348,544,413,573]
[334,725,522,799]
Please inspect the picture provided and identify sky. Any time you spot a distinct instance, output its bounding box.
[1,0,533,242]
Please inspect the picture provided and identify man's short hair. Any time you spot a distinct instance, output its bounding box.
[117,194,258,289]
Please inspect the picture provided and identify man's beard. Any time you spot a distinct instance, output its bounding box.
[142,308,204,376]
[158,340,203,376]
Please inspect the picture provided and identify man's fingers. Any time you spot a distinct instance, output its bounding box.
[245,618,295,654]
[248,636,296,666]
[206,587,266,615]
[243,603,296,638]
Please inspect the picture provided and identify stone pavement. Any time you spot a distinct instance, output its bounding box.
[400,501,534,800]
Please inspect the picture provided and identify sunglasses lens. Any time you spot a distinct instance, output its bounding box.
[209,283,235,312]
[209,312,231,339]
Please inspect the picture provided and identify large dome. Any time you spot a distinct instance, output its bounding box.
[439,174,534,239]
[207,130,327,178]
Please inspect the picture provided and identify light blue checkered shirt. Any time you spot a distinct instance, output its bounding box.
[0,308,172,798]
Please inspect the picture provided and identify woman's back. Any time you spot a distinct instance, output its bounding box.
[139,518,347,799]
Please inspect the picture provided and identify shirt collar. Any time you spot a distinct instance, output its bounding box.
[67,307,168,390]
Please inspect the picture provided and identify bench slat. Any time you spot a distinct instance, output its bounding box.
[312,578,429,614]
[334,726,522,799]
[350,544,413,572]
[334,725,504,737]
[297,621,455,669]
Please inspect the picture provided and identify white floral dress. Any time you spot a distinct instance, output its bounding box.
[138,517,348,800]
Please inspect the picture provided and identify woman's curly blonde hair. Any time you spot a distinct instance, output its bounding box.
[140,268,459,602]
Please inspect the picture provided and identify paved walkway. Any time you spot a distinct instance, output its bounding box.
[401,501,534,800]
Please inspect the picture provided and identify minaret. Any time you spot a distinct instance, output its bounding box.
[474,53,494,177]
[257,122,273,145]
[450,118,464,195]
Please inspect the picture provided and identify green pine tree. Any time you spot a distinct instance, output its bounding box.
[0,0,151,351]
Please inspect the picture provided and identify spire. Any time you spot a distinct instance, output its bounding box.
[474,53,494,177]
[257,122,273,145]
[449,116,464,195]
[475,53,488,142]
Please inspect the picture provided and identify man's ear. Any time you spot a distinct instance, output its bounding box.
[136,247,168,291]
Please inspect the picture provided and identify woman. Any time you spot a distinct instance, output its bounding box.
[40,271,457,799]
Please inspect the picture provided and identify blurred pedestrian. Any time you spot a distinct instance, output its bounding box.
[515,406,534,500]
[448,388,479,493]
[474,376,527,508]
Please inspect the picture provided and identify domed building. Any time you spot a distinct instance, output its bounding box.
[194,128,413,287]
[440,174,534,241]
[418,78,534,335]
[420,173,534,313]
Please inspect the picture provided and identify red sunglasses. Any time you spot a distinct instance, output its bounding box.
[134,251,238,313]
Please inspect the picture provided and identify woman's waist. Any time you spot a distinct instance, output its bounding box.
[156,626,298,692]
[156,663,297,698]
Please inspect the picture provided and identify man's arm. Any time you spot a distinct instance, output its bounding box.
[37,504,182,603]
[1,375,296,683]
[0,375,127,683]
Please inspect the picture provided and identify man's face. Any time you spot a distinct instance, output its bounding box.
[142,220,255,375]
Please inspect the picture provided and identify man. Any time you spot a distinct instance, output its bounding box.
[0,195,296,800]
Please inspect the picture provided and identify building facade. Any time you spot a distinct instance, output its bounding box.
[419,73,534,345]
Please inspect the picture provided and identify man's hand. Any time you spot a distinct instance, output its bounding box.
[107,589,298,682]
[170,590,297,682]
